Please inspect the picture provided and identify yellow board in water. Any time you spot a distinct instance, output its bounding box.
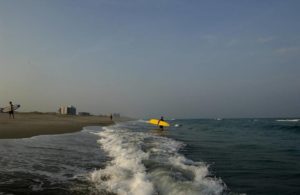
[148,119,170,127]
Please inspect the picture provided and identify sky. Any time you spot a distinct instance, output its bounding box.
[0,0,300,118]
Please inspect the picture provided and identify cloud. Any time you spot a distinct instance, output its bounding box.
[275,46,300,55]
[201,34,218,44]
[257,36,274,43]
[226,39,239,47]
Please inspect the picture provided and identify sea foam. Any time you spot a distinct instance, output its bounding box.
[90,124,225,195]
[90,127,154,195]
[276,119,299,122]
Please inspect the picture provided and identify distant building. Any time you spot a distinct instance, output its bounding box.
[113,113,121,118]
[58,105,76,115]
[78,112,90,116]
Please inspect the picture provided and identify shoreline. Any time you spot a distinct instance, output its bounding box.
[0,113,115,139]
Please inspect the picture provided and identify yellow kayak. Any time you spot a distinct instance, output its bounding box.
[148,119,170,127]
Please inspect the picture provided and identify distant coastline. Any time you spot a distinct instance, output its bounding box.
[0,112,117,139]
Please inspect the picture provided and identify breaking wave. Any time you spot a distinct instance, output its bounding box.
[89,124,225,195]
[276,119,300,122]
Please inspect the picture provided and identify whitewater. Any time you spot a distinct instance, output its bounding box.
[90,124,225,195]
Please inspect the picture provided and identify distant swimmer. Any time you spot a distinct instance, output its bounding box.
[9,101,14,119]
[158,116,164,130]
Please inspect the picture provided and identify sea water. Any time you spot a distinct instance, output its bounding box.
[0,119,299,194]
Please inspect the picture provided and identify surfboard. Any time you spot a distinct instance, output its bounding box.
[148,119,170,127]
[1,104,21,113]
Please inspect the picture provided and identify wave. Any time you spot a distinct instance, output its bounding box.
[89,125,225,195]
[276,119,299,122]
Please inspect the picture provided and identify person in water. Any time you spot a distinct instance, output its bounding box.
[9,101,14,119]
[158,116,164,130]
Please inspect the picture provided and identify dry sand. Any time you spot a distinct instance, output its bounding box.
[0,112,114,139]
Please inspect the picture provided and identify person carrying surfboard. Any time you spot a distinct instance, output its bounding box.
[9,101,14,119]
[158,116,164,130]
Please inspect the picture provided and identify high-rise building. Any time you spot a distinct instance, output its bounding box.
[58,105,76,115]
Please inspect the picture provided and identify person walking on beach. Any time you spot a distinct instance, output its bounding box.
[110,114,113,121]
[9,101,14,119]
[158,116,164,130]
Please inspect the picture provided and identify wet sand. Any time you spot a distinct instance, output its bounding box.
[0,113,114,139]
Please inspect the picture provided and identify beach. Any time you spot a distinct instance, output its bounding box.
[0,112,114,139]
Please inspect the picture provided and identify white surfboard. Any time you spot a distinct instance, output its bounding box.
[1,104,21,113]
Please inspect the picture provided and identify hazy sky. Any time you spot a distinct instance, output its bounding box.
[1,0,300,118]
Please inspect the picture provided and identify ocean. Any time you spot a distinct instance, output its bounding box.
[0,119,299,195]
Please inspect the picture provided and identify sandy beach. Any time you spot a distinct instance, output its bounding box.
[0,112,114,139]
